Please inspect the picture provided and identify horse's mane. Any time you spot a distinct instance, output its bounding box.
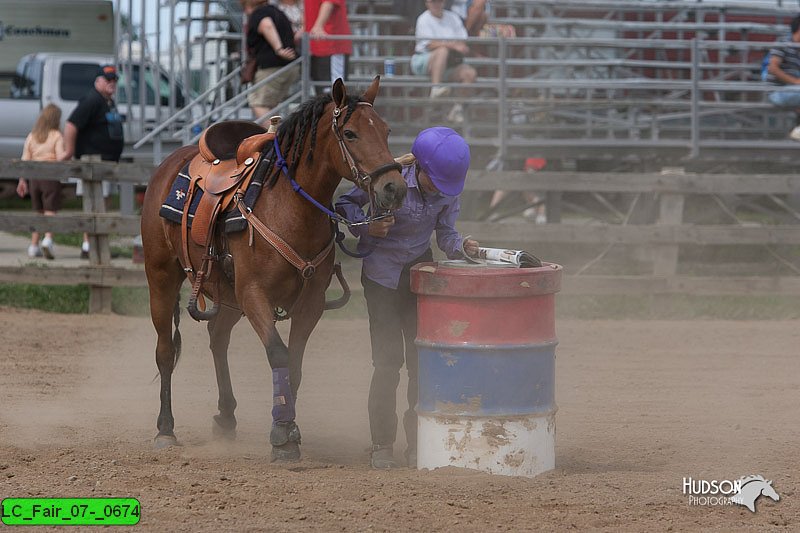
[739,475,767,486]
[266,91,364,189]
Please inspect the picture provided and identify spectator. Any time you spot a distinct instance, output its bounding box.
[16,104,69,259]
[335,127,479,469]
[411,0,477,124]
[304,0,352,93]
[242,0,298,122]
[448,0,489,37]
[271,0,304,45]
[63,64,124,259]
[766,14,800,140]
[392,0,427,34]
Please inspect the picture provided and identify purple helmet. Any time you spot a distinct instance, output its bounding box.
[411,127,471,196]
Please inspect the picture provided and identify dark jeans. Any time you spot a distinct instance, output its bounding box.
[363,248,433,451]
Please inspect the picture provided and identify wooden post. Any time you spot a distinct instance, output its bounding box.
[81,155,113,313]
[653,167,686,278]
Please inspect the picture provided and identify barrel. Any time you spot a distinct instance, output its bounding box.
[410,261,561,477]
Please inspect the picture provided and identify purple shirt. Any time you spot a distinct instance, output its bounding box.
[335,164,465,289]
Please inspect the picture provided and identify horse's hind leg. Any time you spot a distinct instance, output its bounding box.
[147,263,185,449]
[208,305,242,439]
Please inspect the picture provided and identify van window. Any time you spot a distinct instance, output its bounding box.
[60,63,102,101]
[11,57,44,100]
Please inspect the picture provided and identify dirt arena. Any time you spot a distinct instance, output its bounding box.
[0,306,797,531]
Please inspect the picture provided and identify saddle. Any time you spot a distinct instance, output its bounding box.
[187,119,278,246]
[181,117,281,320]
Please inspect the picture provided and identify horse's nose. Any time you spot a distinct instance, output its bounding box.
[380,181,406,208]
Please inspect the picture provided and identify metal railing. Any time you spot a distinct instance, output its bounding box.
[130,31,800,168]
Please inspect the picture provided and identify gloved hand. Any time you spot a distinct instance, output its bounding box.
[463,238,480,257]
[368,215,395,238]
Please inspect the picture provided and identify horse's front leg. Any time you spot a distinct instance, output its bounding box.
[240,289,302,462]
[207,305,243,439]
[287,284,326,398]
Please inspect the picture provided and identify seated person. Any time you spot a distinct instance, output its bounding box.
[765,14,800,140]
[448,0,489,37]
[411,0,477,124]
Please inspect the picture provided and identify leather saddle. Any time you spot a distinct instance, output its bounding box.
[186,119,278,247]
[180,117,282,321]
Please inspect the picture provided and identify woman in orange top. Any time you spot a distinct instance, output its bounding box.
[16,104,68,259]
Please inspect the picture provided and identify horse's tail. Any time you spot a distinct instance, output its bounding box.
[172,293,182,369]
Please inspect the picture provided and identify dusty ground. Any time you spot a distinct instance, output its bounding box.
[0,307,797,531]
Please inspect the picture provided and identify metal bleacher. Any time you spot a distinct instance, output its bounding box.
[344,0,800,172]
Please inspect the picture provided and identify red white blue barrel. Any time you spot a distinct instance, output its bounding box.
[410,261,561,477]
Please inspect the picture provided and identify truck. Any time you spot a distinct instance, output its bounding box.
[0,1,191,194]
[0,0,115,96]
[0,52,189,158]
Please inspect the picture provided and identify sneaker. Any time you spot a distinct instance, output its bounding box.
[790,125,800,141]
[27,244,43,258]
[447,103,464,124]
[40,237,54,260]
[430,85,451,98]
[370,445,397,469]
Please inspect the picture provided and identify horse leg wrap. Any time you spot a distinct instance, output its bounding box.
[270,420,302,447]
[271,367,296,424]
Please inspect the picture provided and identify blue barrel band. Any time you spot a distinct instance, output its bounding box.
[418,344,555,417]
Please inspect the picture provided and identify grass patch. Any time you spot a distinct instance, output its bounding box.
[0,284,89,314]
[0,285,151,315]
[111,287,151,316]
[1,283,798,321]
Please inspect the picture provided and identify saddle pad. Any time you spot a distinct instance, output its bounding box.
[159,159,268,234]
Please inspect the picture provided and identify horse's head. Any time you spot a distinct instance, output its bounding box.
[272,77,406,211]
[325,76,406,211]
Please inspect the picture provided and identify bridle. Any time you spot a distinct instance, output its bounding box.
[271,99,400,227]
[330,101,402,217]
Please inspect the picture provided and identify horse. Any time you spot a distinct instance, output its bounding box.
[730,475,780,512]
[140,77,407,461]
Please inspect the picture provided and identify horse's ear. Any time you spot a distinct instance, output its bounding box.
[362,75,381,105]
[331,78,347,109]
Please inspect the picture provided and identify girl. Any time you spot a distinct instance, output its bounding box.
[335,127,479,469]
[17,104,68,259]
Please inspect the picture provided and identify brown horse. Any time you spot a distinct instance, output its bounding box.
[140,77,406,460]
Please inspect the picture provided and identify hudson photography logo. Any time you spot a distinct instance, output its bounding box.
[683,475,780,512]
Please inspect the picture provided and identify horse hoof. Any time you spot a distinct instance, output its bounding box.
[212,415,237,440]
[271,441,301,463]
[153,434,179,449]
